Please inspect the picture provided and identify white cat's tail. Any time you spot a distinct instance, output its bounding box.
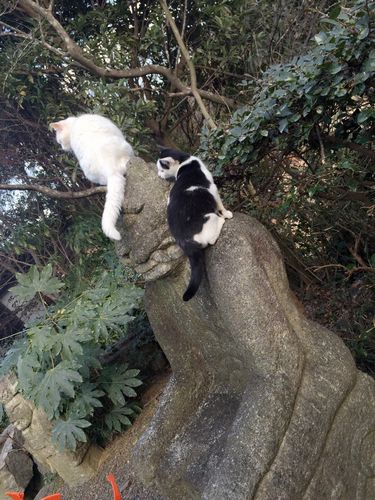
[101,173,126,241]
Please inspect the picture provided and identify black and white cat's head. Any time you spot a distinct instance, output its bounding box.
[157,148,190,180]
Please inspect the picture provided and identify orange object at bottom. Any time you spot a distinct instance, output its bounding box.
[5,472,122,500]
[6,495,61,500]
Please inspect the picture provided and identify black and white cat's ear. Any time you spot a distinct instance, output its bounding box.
[159,159,171,170]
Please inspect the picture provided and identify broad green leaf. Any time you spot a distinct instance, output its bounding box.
[69,300,97,326]
[124,378,143,388]
[52,418,91,451]
[10,264,64,301]
[362,50,375,72]
[99,365,141,405]
[289,113,301,123]
[329,4,341,19]
[123,369,140,378]
[34,362,82,418]
[67,382,104,418]
[122,386,137,397]
[329,63,343,75]
[104,406,134,433]
[358,25,369,40]
[0,338,27,377]
[28,325,61,355]
[17,355,42,395]
[357,109,375,124]
[320,18,339,27]
[277,103,292,117]
[60,328,90,360]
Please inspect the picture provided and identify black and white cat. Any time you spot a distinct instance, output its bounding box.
[50,114,134,240]
[157,148,233,301]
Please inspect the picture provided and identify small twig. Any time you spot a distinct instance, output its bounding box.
[0,182,107,199]
[310,264,347,272]
[11,0,235,108]
[315,125,326,165]
[310,263,375,276]
[173,0,188,76]
[348,243,369,270]
[0,329,27,342]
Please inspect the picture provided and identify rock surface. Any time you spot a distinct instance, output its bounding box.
[0,424,34,498]
[33,373,170,500]
[119,157,375,500]
[0,374,102,487]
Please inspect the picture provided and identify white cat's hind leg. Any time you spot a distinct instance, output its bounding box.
[102,173,125,240]
[193,213,225,247]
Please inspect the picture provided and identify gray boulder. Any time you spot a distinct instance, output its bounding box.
[0,374,103,487]
[119,157,375,500]
[0,424,34,496]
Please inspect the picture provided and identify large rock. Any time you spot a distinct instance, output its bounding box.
[0,424,34,498]
[118,157,375,500]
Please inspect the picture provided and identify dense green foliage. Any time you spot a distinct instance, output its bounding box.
[0,214,145,450]
[202,0,374,168]
[200,0,375,373]
[2,259,143,450]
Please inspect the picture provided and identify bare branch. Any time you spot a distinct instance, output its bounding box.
[315,125,326,165]
[159,0,217,130]
[0,19,67,57]
[0,183,107,199]
[12,0,235,108]
[311,263,375,276]
[322,135,375,160]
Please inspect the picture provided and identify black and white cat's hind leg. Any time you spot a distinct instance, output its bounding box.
[209,184,233,220]
[193,212,226,246]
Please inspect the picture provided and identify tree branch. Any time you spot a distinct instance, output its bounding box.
[13,0,235,109]
[159,0,216,129]
[0,183,107,199]
[322,135,375,160]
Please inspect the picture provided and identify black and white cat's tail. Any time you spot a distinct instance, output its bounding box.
[182,243,205,301]
[102,173,126,241]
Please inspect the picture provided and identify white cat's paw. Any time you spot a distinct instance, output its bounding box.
[103,227,121,241]
[223,210,233,219]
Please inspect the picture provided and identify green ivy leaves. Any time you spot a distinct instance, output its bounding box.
[201,0,374,170]
[357,108,375,124]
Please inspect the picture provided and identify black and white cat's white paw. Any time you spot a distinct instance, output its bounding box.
[219,209,233,219]
[223,209,233,219]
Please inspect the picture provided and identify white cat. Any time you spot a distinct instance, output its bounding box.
[50,114,134,240]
